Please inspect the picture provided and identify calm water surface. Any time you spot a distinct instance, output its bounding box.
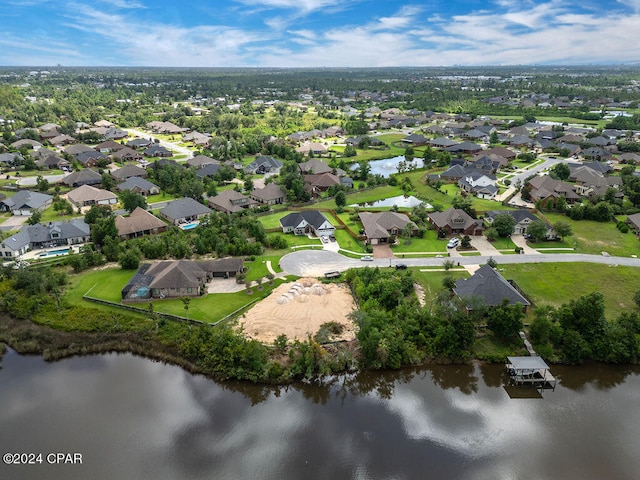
[1,349,640,480]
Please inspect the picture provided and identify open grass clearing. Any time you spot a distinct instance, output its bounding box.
[542,212,640,257]
[391,230,448,253]
[500,262,640,320]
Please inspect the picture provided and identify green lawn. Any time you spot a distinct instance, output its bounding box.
[412,268,469,304]
[542,212,640,257]
[65,266,136,305]
[334,228,365,252]
[490,237,518,250]
[391,230,448,253]
[257,211,286,229]
[500,263,640,320]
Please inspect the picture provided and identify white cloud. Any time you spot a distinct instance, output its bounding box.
[99,0,146,9]
[234,0,346,14]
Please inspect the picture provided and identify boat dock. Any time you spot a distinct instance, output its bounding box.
[506,356,557,390]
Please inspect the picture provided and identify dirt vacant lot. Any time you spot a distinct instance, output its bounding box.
[240,278,357,343]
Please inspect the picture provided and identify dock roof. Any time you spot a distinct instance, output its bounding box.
[507,356,550,371]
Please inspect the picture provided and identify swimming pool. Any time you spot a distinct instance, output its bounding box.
[180,222,200,230]
[39,248,71,257]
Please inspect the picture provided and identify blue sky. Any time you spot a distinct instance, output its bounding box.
[1,0,639,67]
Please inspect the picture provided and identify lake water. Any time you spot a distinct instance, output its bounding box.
[1,349,640,480]
[354,156,425,178]
[350,195,432,209]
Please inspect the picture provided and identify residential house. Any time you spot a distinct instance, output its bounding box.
[116,177,160,196]
[67,184,118,209]
[64,144,94,157]
[626,213,640,234]
[485,210,546,235]
[59,169,102,187]
[208,190,257,215]
[280,211,335,237]
[159,197,212,225]
[36,154,70,170]
[111,147,143,162]
[298,158,343,175]
[526,175,581,205]
[75,150,107,167]
[446,142,483,155]
[0,152,23,167]
[428,207,484,236]
[429,137,458,149]
[358,211,418,245]
[569,165,622,197]
[0,190,53,216]
[111,165,148,182]
[458,172,498,199]
[250,183,287,205]
[187,154,218,169]
[296,142,328,156]
[115,207,167,240]
[121,258,244,301]
[453,264,530,312]
[582,147,611,161]
[11,139,42,149]
[126,138,153,149]
[245,155,282,175]
[402,133,428,145]
[144,145,173,157]
[303,172,341,195]
[95,140,125,153]
[0,218,90,259]
[193,165,221,182]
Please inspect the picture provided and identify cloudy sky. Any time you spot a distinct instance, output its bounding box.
[1,0,639,67]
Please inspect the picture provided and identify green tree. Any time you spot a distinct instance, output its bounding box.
[489,131,499,145]
[551,162,570,181]
[492,214,516,238]
[182,296,191,320]
[26,210,43,225]
[486,299,525,343]
[120,189,147,213]
[101,172,114,191]
[335,190,346,212]
[552,221,572,240]
[36,175,50,192]
[526,219,548,242]
[343,145,357,157]
[119,247,141,270]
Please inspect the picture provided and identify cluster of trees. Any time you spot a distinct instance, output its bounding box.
[345,267,476,369]
[0,265,67,320]
[529,292,640,364]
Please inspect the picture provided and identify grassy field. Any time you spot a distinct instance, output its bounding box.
[500,262,640,319]
[257,211,286,229]
[541,212,640,257]
[391,230,448,253]
[412,268,469,303]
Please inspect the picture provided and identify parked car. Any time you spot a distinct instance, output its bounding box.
[395,263,407,270]
[447,237,460,249]
[361,255,373,261]
[329,235,336,242]
[321,236,329,244]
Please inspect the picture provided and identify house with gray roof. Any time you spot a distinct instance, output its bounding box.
[0,190,53,216]
[485,210,546,236]
[245,155,282,175]
[75,150,107,167]
[358,211,418,245]
[0,218,90,259]
[159,197,212,225]
[116,177,159,196]
[280,211,334,237]
[195,163,222,180]
[187,155,218,169]
[458,172,498,199]
[110,165,148,181]
[67,184,118,209]
[60,168,102,187]
[250,183,287,205]
[453,264,530,312]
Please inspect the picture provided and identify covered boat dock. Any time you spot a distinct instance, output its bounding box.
[506,356,556,390]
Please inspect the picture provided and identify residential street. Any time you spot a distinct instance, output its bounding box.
[279,249,640,277]
[125,128,194,159]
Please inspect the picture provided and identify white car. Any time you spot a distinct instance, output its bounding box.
[361,255,373,261]
[447,237,460,249]
[321,236,329,244]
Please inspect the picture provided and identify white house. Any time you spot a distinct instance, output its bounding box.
[280,211,335,237]
[458,172,498,199]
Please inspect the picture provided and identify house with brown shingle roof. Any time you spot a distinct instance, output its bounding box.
[208,190,257,215]
[428,207,484,236]
[67,184,118,209]
[358,211,418,245]
[115,207,167,240]
[250,183,287,205]
[526,175,580,205]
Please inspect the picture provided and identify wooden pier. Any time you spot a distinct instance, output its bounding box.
[506,356,557,390]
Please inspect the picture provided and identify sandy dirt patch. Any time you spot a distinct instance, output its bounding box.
[240,278,357,343]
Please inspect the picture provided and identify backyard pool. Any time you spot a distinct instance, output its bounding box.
[39,248,71,257]
[180,221,200,230]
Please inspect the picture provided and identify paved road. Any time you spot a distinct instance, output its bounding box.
[279,250,640,277]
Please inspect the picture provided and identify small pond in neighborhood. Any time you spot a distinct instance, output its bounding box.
[352,155,425,177]
[350,195,432,209]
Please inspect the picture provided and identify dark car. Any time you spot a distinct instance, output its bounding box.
[395,263,407,270]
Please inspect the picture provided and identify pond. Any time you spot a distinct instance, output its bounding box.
[353,155,425,178]
[350,195,432,209]
[2,349,640,480]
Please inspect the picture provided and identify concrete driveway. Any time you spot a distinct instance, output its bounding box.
[207,278,246,293]
[470,236,502,256]
[0,215,28,231]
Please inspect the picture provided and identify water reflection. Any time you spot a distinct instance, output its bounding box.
[2,350,640,480]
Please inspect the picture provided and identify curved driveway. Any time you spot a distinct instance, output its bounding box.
[279,250,640,277]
